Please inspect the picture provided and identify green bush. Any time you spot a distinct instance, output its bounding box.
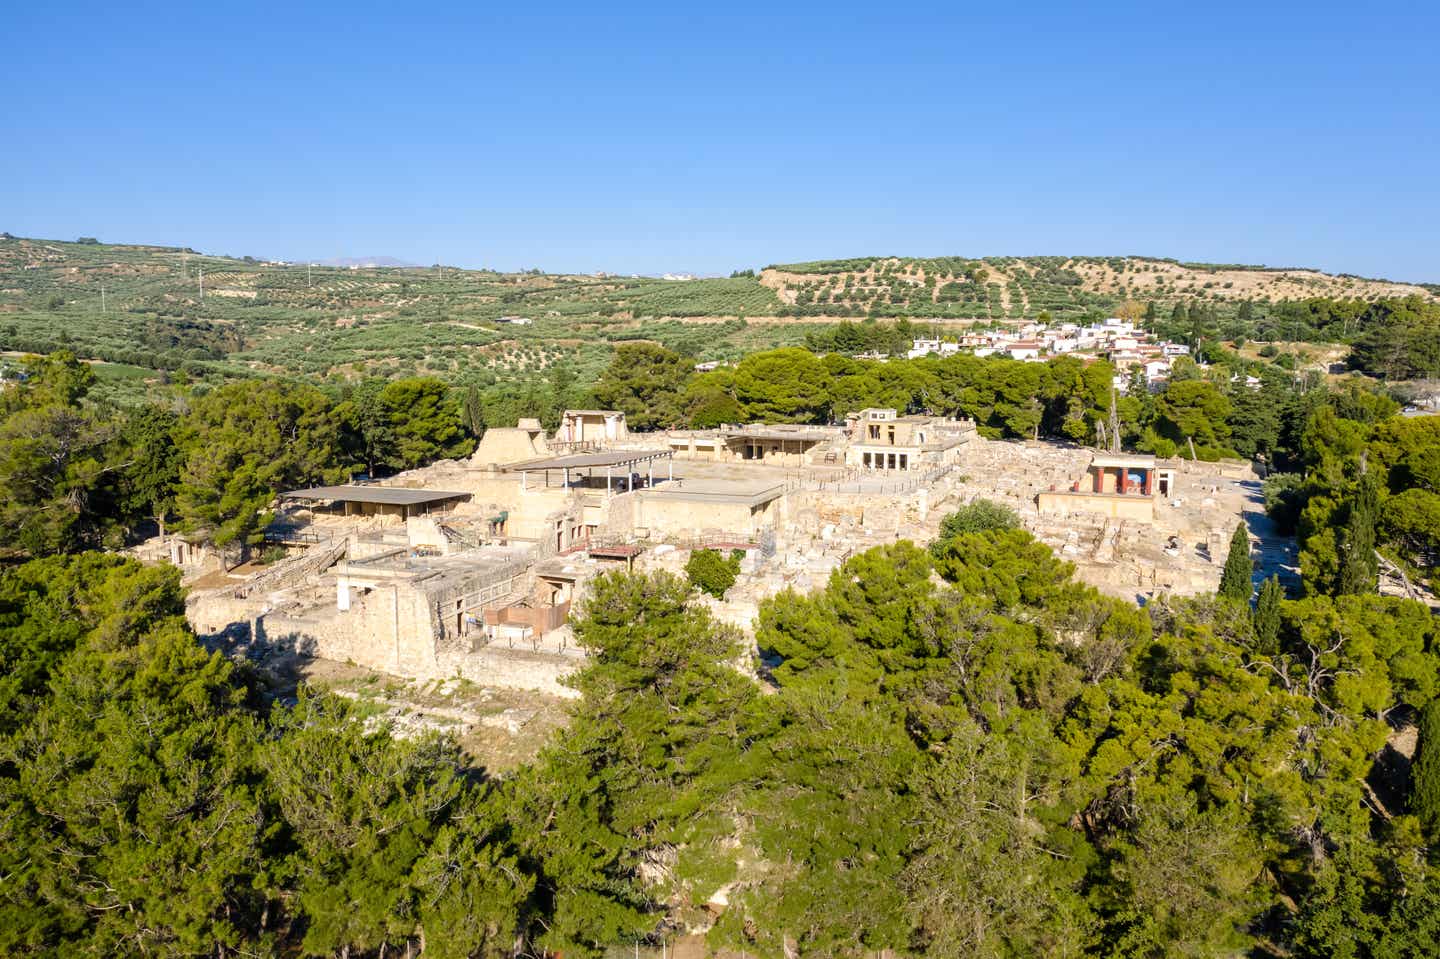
[1263,473,1307,535]
[685,548,741,598]
[933,499,1020,547]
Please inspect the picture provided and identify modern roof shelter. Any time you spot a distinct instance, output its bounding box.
[507,449,674,492]
[279,485,472,517]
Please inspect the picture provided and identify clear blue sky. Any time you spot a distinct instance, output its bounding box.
[4,2,1437,280]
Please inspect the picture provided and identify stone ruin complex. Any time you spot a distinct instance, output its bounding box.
[141,408,1291,699]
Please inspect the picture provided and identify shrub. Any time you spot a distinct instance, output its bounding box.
[686,548,741,598]
[934,499,1020,545]
[1263,473,1307,535]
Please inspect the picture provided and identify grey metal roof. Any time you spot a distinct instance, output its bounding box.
[507,449,673,472]
[279,485,472,506]
[722,431,834,444]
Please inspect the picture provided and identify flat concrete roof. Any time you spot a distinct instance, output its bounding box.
[1092,454,1158,469]
[280,485,472,506]
[640,481,785,507]
[724,431,832,444]
[508,449,673,472]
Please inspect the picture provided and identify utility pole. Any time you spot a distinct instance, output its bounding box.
[307,262,312,288]
[100,284,106,313]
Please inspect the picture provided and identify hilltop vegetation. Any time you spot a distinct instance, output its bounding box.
[4,237,1436,401]
[0,235,784,390]
[761,255,1438,321]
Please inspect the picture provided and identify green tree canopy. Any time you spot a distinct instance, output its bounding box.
[173,379,351,547]
[591,343,694,430]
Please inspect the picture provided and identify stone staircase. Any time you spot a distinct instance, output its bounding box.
[234,536,349,598]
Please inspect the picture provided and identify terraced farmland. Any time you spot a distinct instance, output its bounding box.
[3,235,1433,399]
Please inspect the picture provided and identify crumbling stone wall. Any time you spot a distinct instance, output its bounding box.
[256,583,440,677]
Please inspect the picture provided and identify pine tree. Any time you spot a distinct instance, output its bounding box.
[1336,476,1380,596]
[1412,699,1440,843]
[1251,575,1283,654]
[1218,523,1254,601]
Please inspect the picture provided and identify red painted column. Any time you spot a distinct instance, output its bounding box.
[1093,469,1102,493]
[1120,470,1128,495]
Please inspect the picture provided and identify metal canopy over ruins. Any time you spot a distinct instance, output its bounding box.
[507,448,674,491]
[508,449,673,472]
[278,485,473,519]
[280,486,473,506]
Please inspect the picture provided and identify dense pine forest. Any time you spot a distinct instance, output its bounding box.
[3,490,1439,955]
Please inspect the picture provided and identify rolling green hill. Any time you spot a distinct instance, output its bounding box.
[759,255,1438,320]
[2,235,1433,391]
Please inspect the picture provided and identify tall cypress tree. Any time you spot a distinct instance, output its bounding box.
[1251,575,1283,654]
[1218,523,1254,601]
[1412,700,1440,843]
[1170,302,1190,327]
[461,385,485,438]
[1336,477,1380,596]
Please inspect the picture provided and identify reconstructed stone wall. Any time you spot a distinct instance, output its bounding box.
[630,495,766,540]
[1037,492,1155,522]
[469,427,550,467]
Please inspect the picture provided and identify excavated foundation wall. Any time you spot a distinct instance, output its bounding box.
[190,582,580,697]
